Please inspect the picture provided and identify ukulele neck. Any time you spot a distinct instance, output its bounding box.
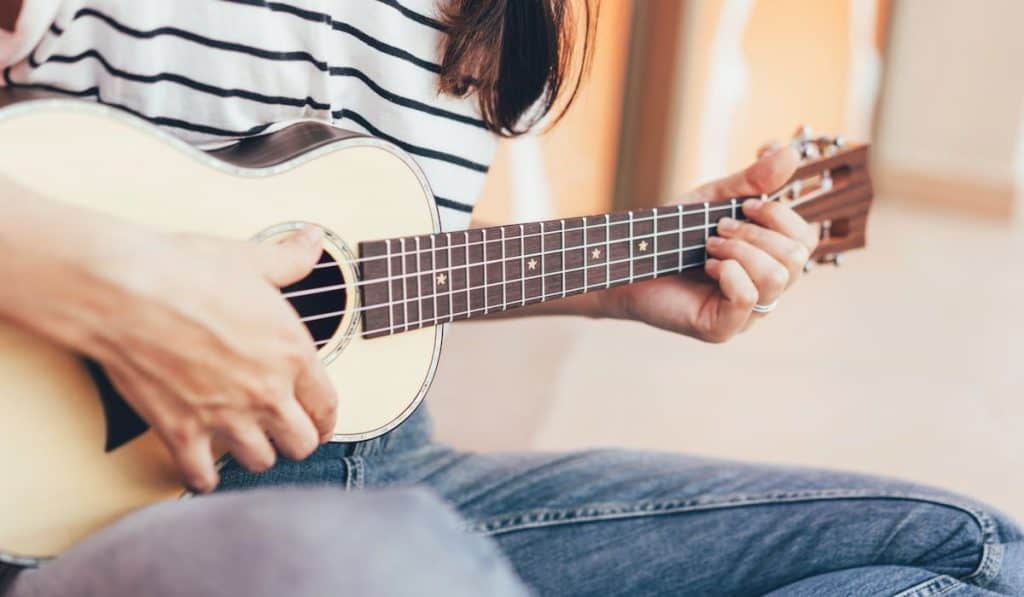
[357,197,755,338]
[357,139,870,339]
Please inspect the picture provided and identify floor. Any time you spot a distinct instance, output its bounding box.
[428,197,1024,522]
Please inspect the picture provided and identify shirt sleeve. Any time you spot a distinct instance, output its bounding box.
[0,0,61,69]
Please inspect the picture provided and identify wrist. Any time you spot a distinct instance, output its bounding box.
[0,205,155,357]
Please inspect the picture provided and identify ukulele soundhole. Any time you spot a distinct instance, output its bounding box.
[281,250,347,349]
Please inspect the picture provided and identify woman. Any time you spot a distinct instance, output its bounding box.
[1,1,1020,595]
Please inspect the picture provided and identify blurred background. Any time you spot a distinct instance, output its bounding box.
[429,0,1024,521]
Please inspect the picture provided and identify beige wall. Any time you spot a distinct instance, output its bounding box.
[666,0,886,198]
[874,0,1024,220]
[472,0,633,224]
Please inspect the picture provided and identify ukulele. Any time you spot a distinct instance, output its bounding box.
[0,89,872,565]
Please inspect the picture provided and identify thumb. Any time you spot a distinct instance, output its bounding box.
[695,145,800,202]
[258,225,324,287]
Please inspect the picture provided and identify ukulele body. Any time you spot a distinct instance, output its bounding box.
[0,92,443,563]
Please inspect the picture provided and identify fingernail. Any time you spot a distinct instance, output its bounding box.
[743,199,763,212]
[717,217,740,233]
[707,236,724,248]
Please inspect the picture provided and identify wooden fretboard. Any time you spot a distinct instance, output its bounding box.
[357,199,750,338]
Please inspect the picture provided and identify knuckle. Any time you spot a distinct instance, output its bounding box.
[737,289,758,310]
[789,243,810,266]
[767,266,789,290]
[163,418,198,448]
[739,223,764,243]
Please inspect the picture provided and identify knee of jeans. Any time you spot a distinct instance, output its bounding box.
[872,499,991,580]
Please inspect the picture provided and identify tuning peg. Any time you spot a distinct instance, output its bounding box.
[820,253,843,267]
[800,142,821,160]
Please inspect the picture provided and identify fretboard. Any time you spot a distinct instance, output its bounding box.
[357,199,749,338]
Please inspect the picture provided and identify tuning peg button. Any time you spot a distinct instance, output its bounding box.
[820,253,843,267]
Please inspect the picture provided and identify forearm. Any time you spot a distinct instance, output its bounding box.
[0,177,142,352]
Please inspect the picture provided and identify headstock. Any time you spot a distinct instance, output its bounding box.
[774,126,873,266]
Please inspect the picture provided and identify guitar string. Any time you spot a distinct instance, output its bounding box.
[314,256,713,345]
[295,181,831,342]
[311,199,766,270]
[306,241,713,345]
[302,241,709,322]
[285,219,732,298]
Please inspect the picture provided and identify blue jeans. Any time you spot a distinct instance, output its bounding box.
[215,406,1023,596]
[8,406,1023,596]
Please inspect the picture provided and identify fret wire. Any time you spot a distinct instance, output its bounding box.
[482,228,489,315]
[500,226,508,310]
[429,235,437,325]
[519,224,526,308]
[582,216,588,291]
[677,204,683,271]
[628,211,635,284]
[540,224,546,301]
[400,238,409,332]
[385,238,394,334]
[414,236,422,330]
[446,232,454,323]
[464,232,471,318]
[703,202,710,263]
[731,198,737,220]
[652,207,659,279]
[604,214,611,289]
[560,219,567,298]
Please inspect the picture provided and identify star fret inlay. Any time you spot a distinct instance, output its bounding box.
[638,240,649,252]
[591,248,601,260]
[527,258,538,271]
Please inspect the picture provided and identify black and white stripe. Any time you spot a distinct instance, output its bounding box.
[2,0,493,227]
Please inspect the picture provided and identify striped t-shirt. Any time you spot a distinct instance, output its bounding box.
[0,0,498,230]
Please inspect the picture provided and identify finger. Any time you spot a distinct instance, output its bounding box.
[258,225,324,287]
[704,258,757,333]
[263,396,320,461]
[757,141,781,159]
[220,423,277,473]
[696,146,800,202]
[716,217,809,286]
[742,199,819,252]
[295,352,339,443]
[166,430,219,493]
[706,236,789,305]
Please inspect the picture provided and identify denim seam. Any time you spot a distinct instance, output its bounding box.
[892,574,961,597]
[463,489,1002,586]
[342,455,365,490]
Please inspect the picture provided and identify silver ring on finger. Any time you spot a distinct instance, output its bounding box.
[752,300,778,314]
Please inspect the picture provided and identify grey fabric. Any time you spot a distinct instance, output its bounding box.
[4,487,530,597]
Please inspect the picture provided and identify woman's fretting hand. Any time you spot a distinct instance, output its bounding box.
[597,146,819,342]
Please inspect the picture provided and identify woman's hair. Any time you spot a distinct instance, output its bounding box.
[439,0,595,137]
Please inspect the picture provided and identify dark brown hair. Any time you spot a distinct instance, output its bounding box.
[439,0,595,136]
